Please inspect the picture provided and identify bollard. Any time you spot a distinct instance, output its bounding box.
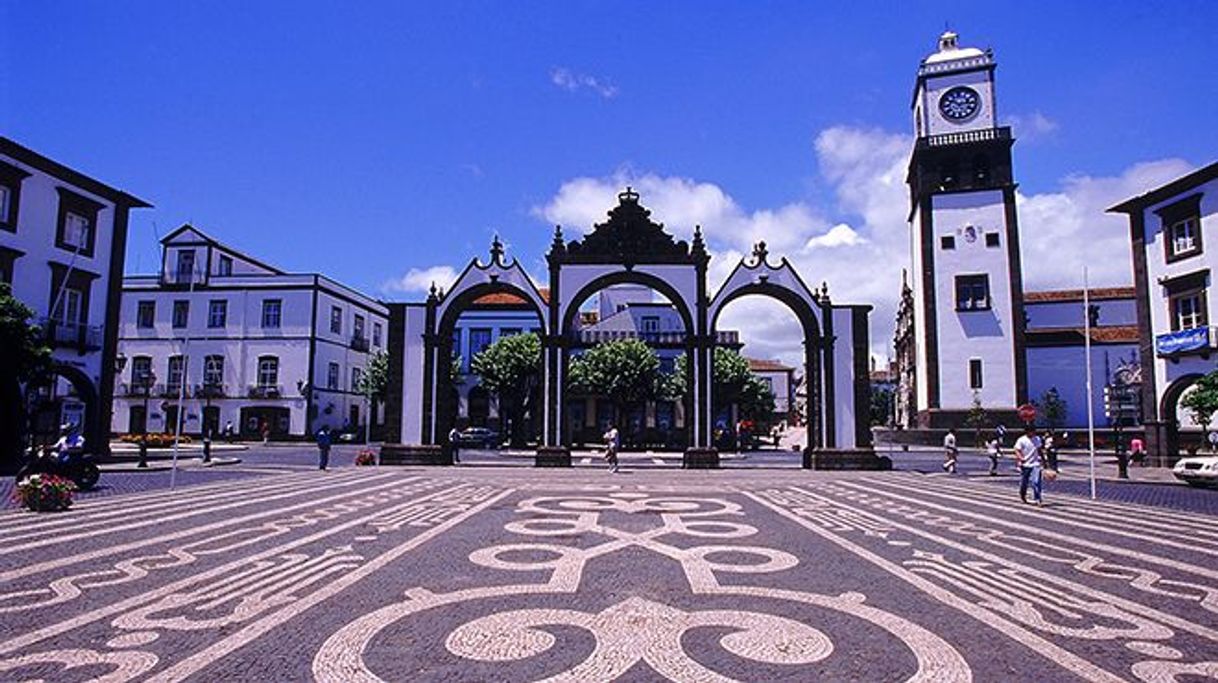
[137,439,149,468]
[203,436,212,464]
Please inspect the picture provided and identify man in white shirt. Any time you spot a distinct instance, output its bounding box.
[1013,425,1044,505]
[942,429,958,474]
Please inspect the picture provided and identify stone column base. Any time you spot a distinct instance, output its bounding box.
[379,444,451,466]
[683,448,720,469]
[805,448,892,471]
[535,446,571,467]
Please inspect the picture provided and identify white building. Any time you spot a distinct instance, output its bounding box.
[0,137,150,464]
[112,225,388,440]
[747,358,796,421]
[903,31,1026,427]
[1110,161,1218,464]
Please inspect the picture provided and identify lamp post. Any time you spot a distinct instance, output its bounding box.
[137,370,156,469]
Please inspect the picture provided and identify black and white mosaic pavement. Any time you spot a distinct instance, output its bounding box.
[2,466,1216,681]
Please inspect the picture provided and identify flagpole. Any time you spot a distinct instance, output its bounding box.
[1084,267,1097,499]
[169,263,198,490]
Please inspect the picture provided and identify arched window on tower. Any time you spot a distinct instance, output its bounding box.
[939,160,959,189]
[972,154,991,186]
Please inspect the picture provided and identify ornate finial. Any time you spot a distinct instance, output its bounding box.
[427,281,438,303]
[691,224,706,255]
[618,186,640,204]
[751,240,769,265]
[820,281,830,302]
[490,234,504,264]
[551,224,566,251]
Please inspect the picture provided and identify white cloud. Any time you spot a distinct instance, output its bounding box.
[804,223,865,250]
[1004,111,1059,141]
[381,265,458,295]
[1018,158,1194,289]
[550,67,618,99]
[534,127,1194,365]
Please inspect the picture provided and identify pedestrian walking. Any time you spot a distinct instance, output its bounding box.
[1130,436,1146,465]
[1043,431,1058,470]
[223,420,234,443]
[315,426,332,471]
[986,437,1002,476]
[603,423,620,474]
[942,428,958,474]
[260,420,270,446]
[448,426,462,464]
[1208,430,1218,453]
[1014,425,1044,506]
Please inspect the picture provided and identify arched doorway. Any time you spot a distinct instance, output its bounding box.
[1160,373,1205,464]
[25,363,98,451]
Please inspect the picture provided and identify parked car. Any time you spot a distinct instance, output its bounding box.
[455,427,500,449]
[1172,455,1218,487]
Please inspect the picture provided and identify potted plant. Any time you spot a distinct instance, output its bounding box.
[354,449,377,466]
[13,473,76,512]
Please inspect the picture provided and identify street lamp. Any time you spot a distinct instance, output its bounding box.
[137,370,156,469]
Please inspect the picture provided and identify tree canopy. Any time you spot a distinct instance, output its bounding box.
[355,350,390,400]
[672,347,776,423]
[1181,371,1218,439]
[567,339,666,422]
[470,332,542,445]
[0,283,52,386]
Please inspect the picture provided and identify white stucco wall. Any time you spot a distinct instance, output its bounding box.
[399,305,428,444]
[931,190,1016,410]
[832,307,857,450]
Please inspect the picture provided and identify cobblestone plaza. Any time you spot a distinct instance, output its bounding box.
[3,461,1217,681]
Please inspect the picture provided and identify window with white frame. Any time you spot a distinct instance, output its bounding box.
[257,356,279,388]
[167,355,186,392]
[137,300,155,328]
[172,300,189,328]
[351,367,363,392]
[373,322,383,347]
[54,288,83,326]
[353,314,365,340]
[208,300,227,328]
[1171,290,1207,331]
[330,306,342,334]
[175,250,196,284]
[969,359,984,389]
[1169,217,1200,259]
[642,316,660,333]
[131,356,152,387]
[204,355,224,387]
[218,255,233,276]
[262,299,282,328]
[62,212,91,250]
[954,274,991,311]
[327,362,340,390]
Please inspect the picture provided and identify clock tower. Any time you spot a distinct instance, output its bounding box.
[906,31,1026,427]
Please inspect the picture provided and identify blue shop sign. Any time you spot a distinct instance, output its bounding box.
[1156,327,1212,356]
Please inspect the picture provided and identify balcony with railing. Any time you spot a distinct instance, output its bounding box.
[247,384,283,399]
[916,126,1011,151]
[41,319,103,351]
[195,383,227,399]
[350,335,370,352]
[118,380,157,397]
[163,268,207,286]
[160,383,189,398]
[570,330,741,346]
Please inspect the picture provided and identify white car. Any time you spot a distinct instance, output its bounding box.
[1172,455,1218,487]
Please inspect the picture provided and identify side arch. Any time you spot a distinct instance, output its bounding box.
[1160,372,1205,461]
[709,282,824,452]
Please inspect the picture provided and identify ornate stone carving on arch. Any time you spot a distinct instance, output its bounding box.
[707,241,824,334]
[551,187,709,267]
[434,236,550,333]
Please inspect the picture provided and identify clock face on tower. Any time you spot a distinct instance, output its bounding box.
[939,86,980,121]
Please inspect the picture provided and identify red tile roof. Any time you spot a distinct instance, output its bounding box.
[748,358,795,372]
[472,287,550,306]
[1023,287,1136,303]
[1026,325,1140,343]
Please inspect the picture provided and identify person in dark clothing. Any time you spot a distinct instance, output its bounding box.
[316,426,332,470]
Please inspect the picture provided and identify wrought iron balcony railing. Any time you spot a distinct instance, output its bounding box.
[41,319,103,351]
[350,335,370,352]
[247,384,283,399]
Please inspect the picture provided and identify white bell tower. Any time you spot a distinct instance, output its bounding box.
[906,31,1027,428]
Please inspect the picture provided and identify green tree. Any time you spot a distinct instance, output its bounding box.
[471,332,542,446]
[1180,371,1218,446]
[355,351,390,433]
[871,387,894,427]
[567,339,666,432]
[1036,387,1068,431]
[672,348,777,424]
[0,283,52,463]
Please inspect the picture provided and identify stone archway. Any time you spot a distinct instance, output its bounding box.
[1159,373,1205,465]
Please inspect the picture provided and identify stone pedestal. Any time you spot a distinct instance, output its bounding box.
[683,448,720,469]
[535,446,571,467]
[805,448,891,471]
[379,444,451,466]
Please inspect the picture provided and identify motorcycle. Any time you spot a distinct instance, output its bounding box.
[14,445,101,491]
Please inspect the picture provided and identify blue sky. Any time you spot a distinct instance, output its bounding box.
[4,1,1217,359]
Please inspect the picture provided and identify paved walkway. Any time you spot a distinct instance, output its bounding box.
[1,467,1215,681]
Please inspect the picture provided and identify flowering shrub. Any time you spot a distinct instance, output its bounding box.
[354,449,377,467]
[13,474,75,512]
[119,433,193,447]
